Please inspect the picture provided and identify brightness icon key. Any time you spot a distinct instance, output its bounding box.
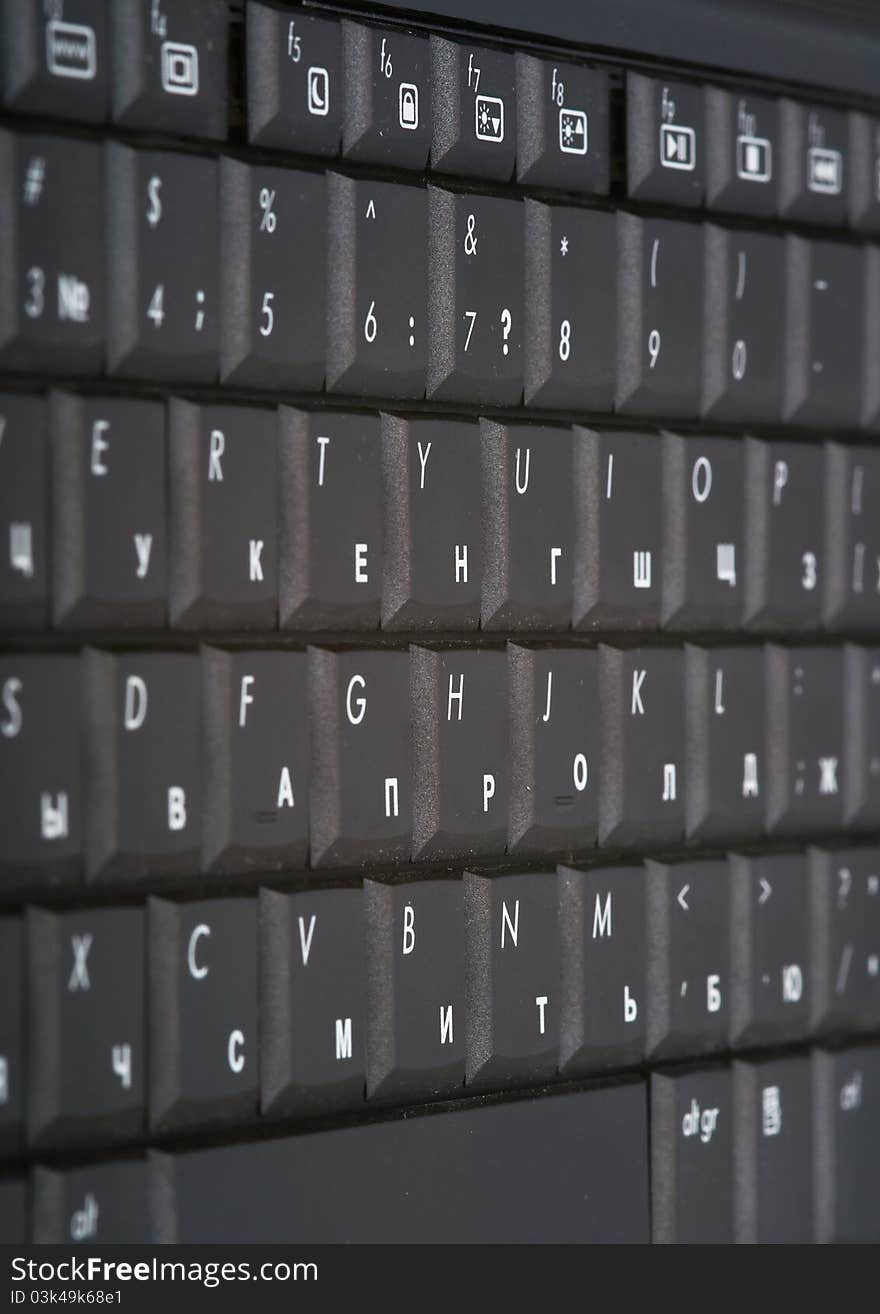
[558,108,588,156]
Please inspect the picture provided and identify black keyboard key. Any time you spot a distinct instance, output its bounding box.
[149,897,258,1132]
[744,438,825,630]
[848,112,880,234]
[169,401,277,630]
[866,248,880,432]
[508,645,599,855]
[327,174,427,398]
[705,87,779,217]
[815,1045,880,1243]
[702,227,784,424]
[481,420,573,630]
[32,1159,152,1244]
[260,887,365,1116]
[845,645,880,830]
[107,145,218,382]
[51,393,167,629]
[616,214,703,418]
[515,56,610,195]
[220,160,326,389]
[810,847,880,1036]
[600,646,685,845]
[246,3,342,155]
[0,655,81,886]
[279,409,382,630]
[2,0,108,123]
[365,877,464,1100]
[203,648,309,874]
[84,650,200,880]
[0,132,104,374]
[0,918,23,1154]
[427,188,523,404]
[465,871,558,1087]
[0,1179,25,1243]
[27,906,144,1149]
[0,394,48,630]
[110,0,227,139]
[381,414,481,630]
[733,1054,815,1243]
[784,237,864,430]
[523,202,615,411]
[825,445,880,629]
[767,645,844,836]
[412,647,508,861]
[685,645,766,841]
[342,22,431,169]
[730,853,812,1047]
[559,863,646,1072]
[651,1067,734,1243]
[779,99,847,226]
[627,73,704,207]
[161,1083,649,1243]
[431,38,515,181]
[309,648,412,866]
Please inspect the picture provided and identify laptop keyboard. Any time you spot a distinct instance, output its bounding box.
[1,0,880,1244]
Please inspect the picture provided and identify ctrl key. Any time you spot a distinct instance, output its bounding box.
[651,1068,734,1242]
[816,1045,880,1242]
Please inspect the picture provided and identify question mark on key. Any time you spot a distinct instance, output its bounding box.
[500,308,512,356]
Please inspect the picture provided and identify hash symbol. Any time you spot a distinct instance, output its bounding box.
[23,157,46,206]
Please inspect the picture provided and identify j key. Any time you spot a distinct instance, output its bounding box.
[260,887,365,1116]
[516,56,610,195]
[685,645,766,841]
[730,853,812,1047]
[149,897,258,1132]
[327,175,427,398]
[523,202,616,411]
[744,438,825,630]
[246,3,342,155]
[651,1068,734,1243]
[825,445,880,629]
[279,409,382,630]
[51,393,167,629]
[646,860,729,1060]
[202,649,309,874]
[780,100,848,227]
[0,133,103,374]
[767,646,844,836]
[599,646,685,846]
[627,73,705,207]
[220,160,326,389]
[27,906,144,1149]
[0,918,23,1154]
[411,647,509,861]
[465,871,558,1088]
[481,421,573,630]
[431,38,515,181]
[83,650,200,881]
[365,878,464,1100]
[702,228,784,424]
[33,1160,152,1244]
[427,188,523,404]
[559,864,646,1073]
[705,88,780,217]
[2,0,108,122]
[663,434,745,629]
[574,429,663,630]
[309,648,412,867]
[0,394,48,629]
[815,1045,880,1242]
[107,145,219,382]
[169,401,277,630]
[110,0,227,139]
[381,414,481,630]
[342,22,431,169]
[508,646,599,855]
[845,645,880,830]
[733,1055,814,1243]
[0,655,81,886]
[809,848,880,1036]
[784,238,864,430]
[616,214,704,418]
[0,1180,25,1244]
[848,112,880,234]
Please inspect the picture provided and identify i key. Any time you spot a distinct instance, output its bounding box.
[744,438,825,630]
[27,906,144,1149]
[0,394,48,630]
[149,898,258,1132]
[246,4,342,155]
[342,23,431,169]
[0,918,23,1154]
[809,848,880,1037]
[327,175,427,398]
[825,445,880,629]
[2,0,109,123]
[651,1068,734,1243]
[427,187,523,405]
[51,393,167,629]
[784,237,864,430]
[465,871,558,1087]
[766,645,844,836]
[431,39,515,181]
[733,1055,815,1243]
[685,645,766,841]
[107,145,219,382]
[260,887,365,1116]
[365,878,464,1101]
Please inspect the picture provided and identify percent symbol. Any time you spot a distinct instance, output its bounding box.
[259,187,277,233]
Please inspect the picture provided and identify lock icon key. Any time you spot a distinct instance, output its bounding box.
[399,82,419,130]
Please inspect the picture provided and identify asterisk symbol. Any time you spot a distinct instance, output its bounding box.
[560,235,569,256]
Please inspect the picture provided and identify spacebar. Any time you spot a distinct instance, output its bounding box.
[159,1082,649,1243]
